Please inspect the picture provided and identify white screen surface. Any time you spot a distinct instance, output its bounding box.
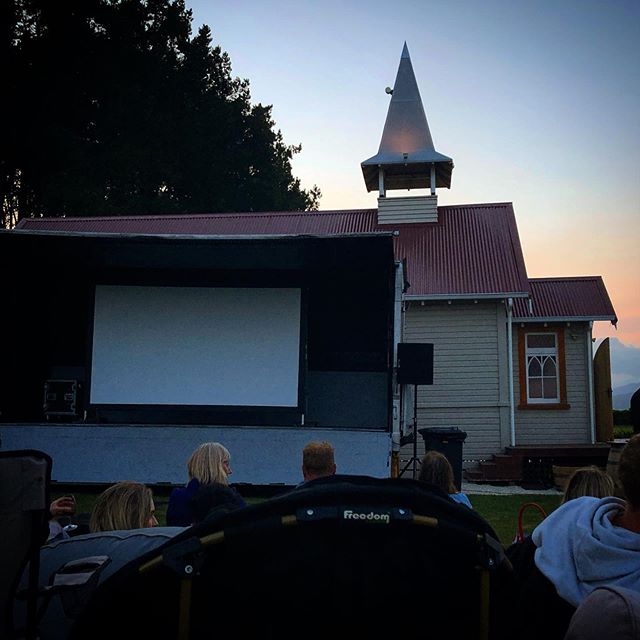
[90,285,301,407]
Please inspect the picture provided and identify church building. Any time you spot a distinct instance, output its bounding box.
[0,44,617,486]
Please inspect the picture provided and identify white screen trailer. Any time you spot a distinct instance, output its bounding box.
[90,285,301,407]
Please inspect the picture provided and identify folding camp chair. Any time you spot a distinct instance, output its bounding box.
[0,449,52,640]
[12,527,183,640]
[70,475,516,640]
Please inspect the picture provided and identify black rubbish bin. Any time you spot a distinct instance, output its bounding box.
[418,427,467,490]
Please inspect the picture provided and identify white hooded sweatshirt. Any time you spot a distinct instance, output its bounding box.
[532,496,640,607]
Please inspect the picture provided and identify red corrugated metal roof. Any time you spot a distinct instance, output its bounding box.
[513,277,617,324]
[15,210,379,236]
[16,203,530,297]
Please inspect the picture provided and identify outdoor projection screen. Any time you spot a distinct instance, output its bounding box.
[90,285,301,407]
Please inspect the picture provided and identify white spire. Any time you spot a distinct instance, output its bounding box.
[361,43,454,194]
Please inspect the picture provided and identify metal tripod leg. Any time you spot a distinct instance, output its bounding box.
[399,384,420,479]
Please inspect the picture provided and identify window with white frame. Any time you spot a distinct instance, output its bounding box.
[525,333,559,403]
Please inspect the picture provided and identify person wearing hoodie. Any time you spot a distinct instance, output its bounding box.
[515,434,640,639]
[563,585,640,640]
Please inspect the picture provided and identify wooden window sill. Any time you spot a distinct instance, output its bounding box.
[517,403,571,410]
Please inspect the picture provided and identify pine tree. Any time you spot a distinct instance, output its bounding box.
[1,0,320,227]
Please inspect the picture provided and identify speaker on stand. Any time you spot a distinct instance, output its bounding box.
[397,343,434,479]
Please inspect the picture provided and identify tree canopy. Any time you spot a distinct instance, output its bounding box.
[1,0,321,228]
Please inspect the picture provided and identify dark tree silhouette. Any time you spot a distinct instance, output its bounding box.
[1,0,320,227]
[631,388,640,435]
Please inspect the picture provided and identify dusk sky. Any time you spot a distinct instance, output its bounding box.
[188,0,639,349]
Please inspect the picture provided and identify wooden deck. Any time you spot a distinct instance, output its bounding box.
[465,443,612,488]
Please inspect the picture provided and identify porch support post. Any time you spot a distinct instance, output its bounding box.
[391,259,404,476]
[587,321,596,444]
[507,298,516,447]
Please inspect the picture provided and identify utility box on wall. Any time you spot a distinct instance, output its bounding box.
[43,380,78,418]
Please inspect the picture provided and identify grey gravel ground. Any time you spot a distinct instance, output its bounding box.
[462,482,562,496]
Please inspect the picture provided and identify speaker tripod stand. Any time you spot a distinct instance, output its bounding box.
[396,342,434,480]
[399,383,421,479]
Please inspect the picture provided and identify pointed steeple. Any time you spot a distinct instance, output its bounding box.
[361,43,454,194]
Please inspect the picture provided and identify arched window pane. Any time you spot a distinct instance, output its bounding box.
[543,357,557,377]
[528,357,542,377]
[524,330,563,404]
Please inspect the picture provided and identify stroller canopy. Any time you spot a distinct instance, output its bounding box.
[71,475,515,639]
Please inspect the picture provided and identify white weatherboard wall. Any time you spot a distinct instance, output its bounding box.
[402,301,510,464]
[91,285,301,407]
[514,322,591,444]
[377,195,438,224]
[0,425,391,484]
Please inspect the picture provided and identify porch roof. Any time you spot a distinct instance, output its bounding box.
[513,277,617,325]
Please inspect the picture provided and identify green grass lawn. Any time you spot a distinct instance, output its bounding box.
[470,493,561,545]
[51,488,173,529]
[614,425,634,438]
[53,487,560,546]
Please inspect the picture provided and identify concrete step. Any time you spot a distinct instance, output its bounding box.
[464,469,485,481]
[464,455,523,483]
[478,461,521,481]
[492,454,523,469]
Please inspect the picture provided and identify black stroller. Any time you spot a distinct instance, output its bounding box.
[70,475,516,639]
[1,449,52,640]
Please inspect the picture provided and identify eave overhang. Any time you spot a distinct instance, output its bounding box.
[513,315,618,324]
[0,229,397,273]
[405,292,530,301]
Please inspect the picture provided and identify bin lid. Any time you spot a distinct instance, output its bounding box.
[418,427,467,441]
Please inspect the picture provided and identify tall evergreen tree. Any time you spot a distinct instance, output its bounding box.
[1,0,320,227]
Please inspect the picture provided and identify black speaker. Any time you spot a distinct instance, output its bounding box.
[397,343,434,385]
[43,380,78,417]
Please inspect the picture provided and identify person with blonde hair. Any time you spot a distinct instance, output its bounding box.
[90,481,158,532]
[561,466,615,504]
[507,466,615,582]
[167,442,245,526]
[16,484,180,639]
[418,450,472,508]
[301,441,336,483]
[515,434,640,639]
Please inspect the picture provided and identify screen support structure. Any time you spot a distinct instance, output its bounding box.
[399,383,420,480]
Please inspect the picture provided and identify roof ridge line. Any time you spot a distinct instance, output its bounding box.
[437,201,514,209]
[530,276,602,282]
[23,209,379,223]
